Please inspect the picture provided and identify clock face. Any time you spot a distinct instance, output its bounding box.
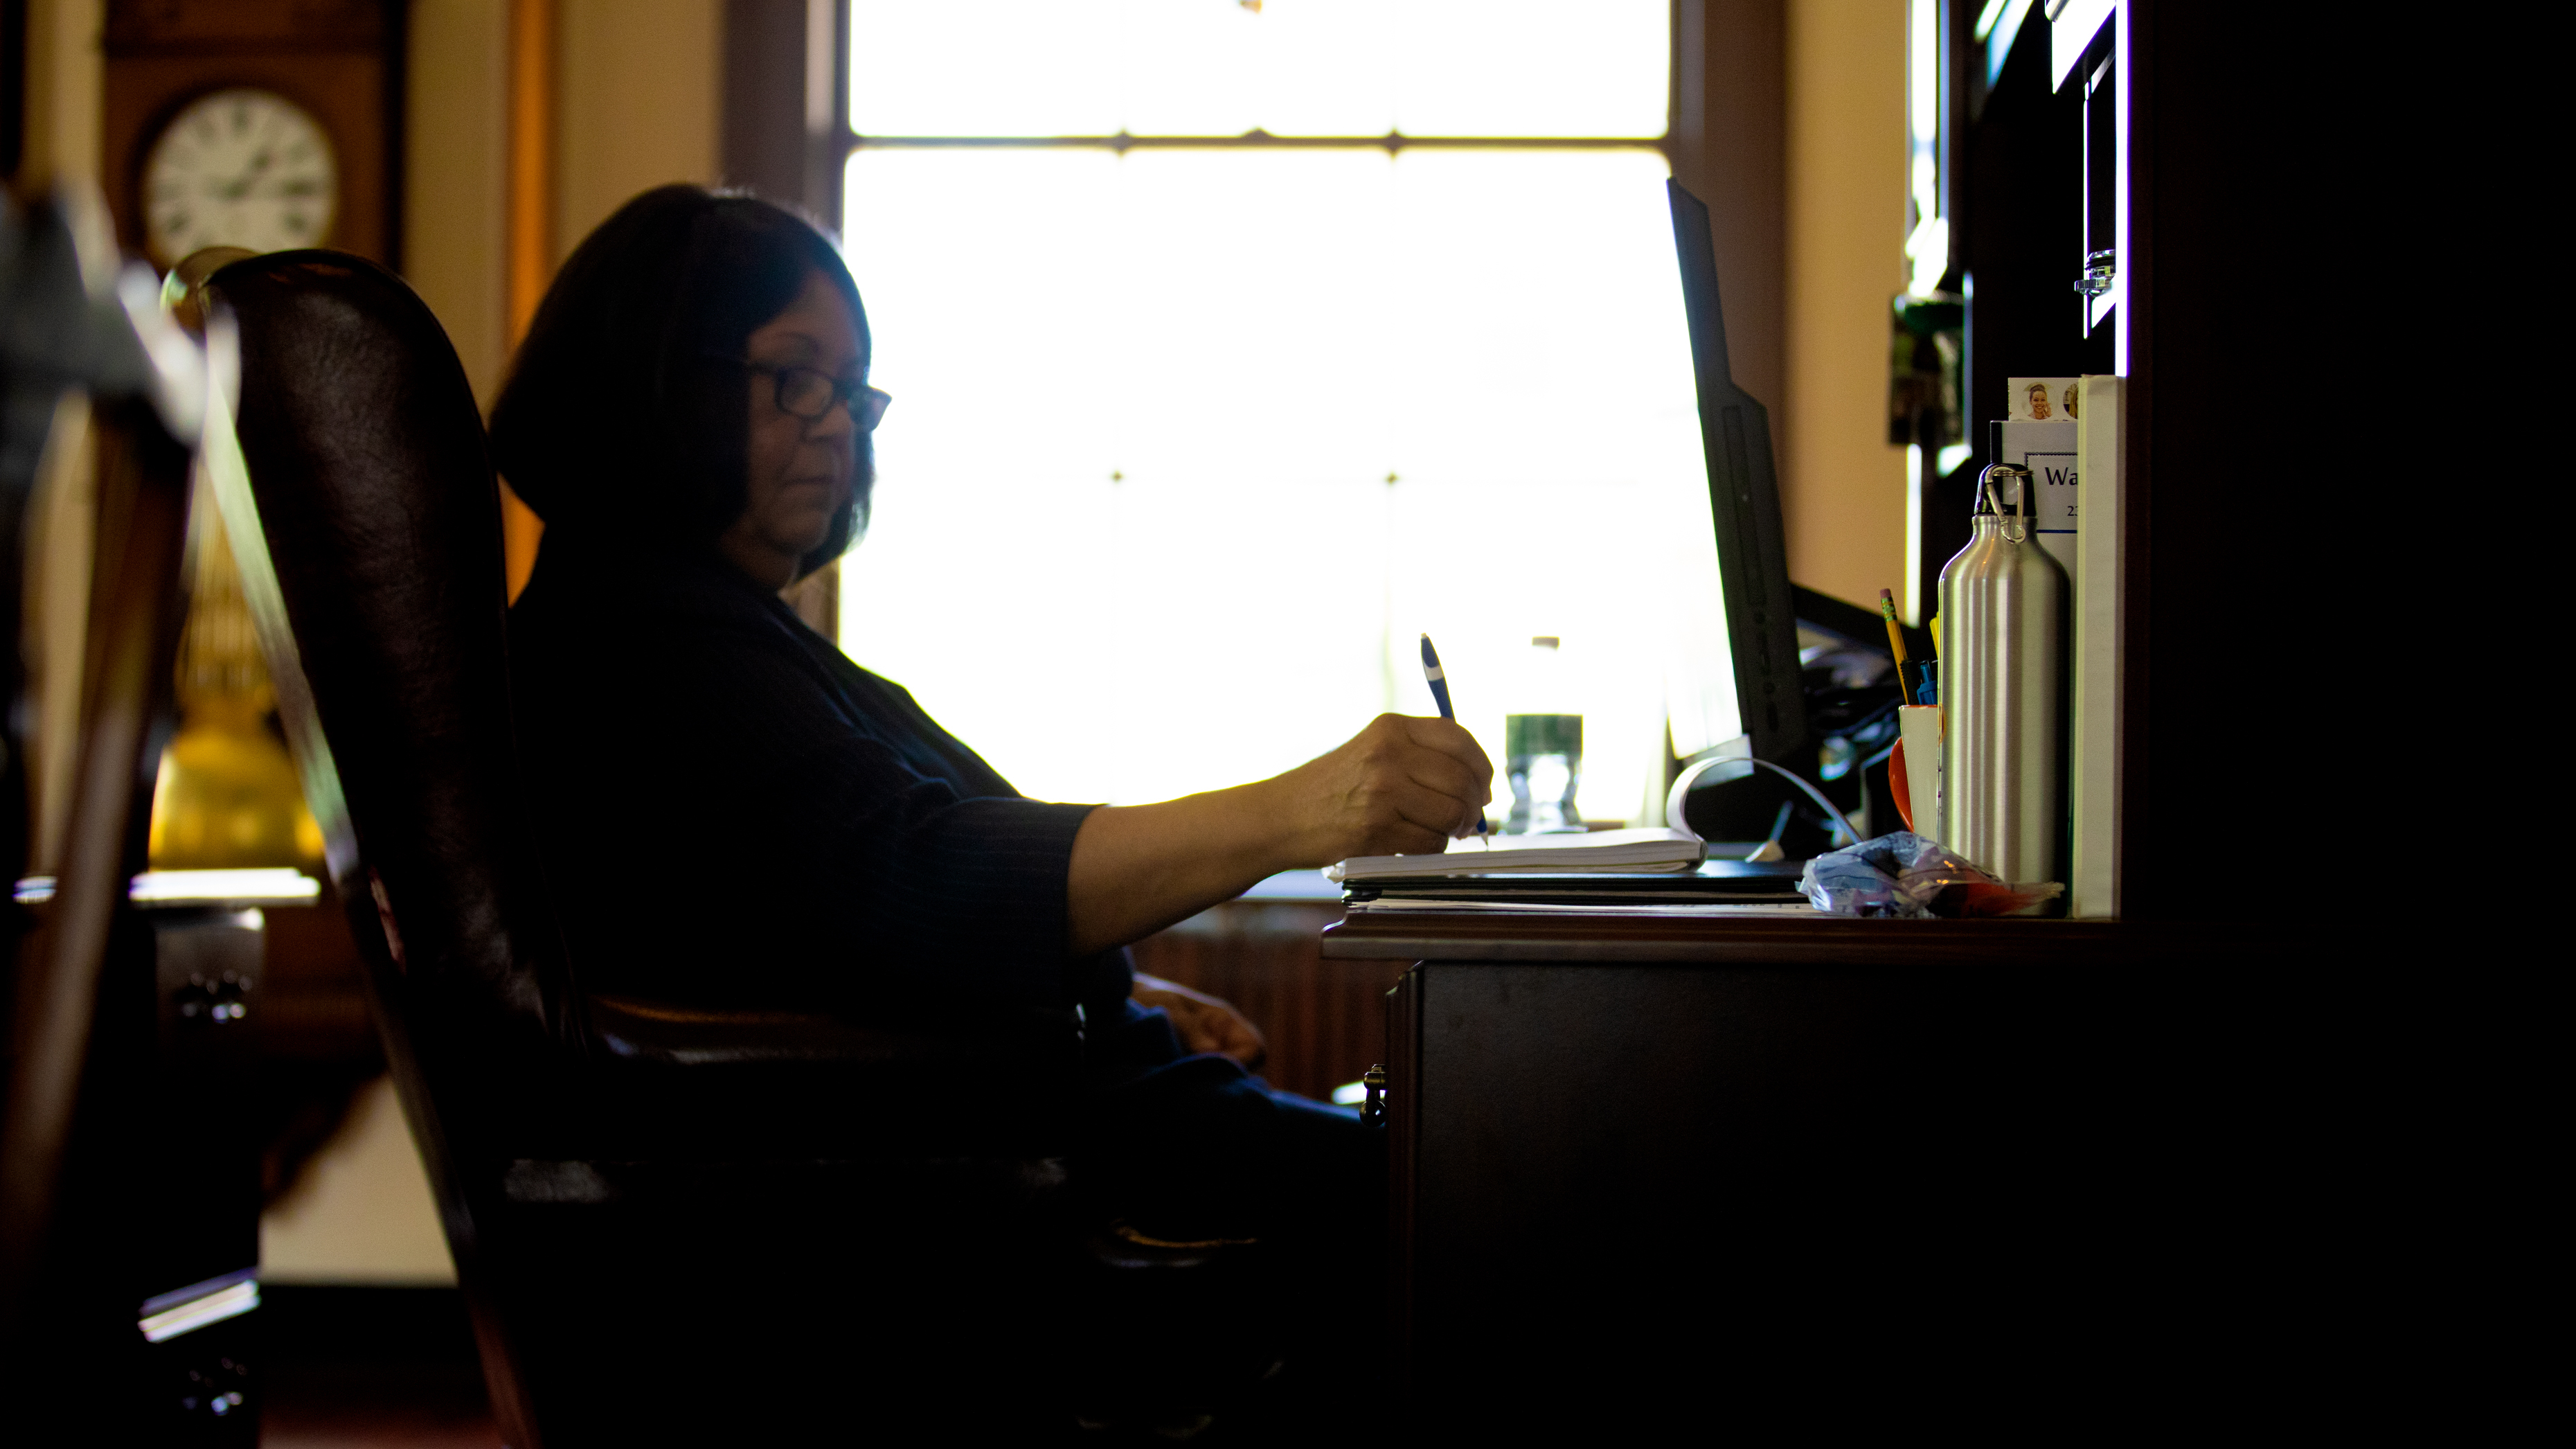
[143,88,340,268]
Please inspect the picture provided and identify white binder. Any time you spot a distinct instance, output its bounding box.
[2068,375,2124,919]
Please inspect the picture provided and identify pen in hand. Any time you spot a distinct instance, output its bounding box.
[1418,633,1486,835]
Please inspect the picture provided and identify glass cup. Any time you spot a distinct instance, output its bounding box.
[1503,713,1584,834]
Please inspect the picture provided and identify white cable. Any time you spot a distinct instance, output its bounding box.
[1665,752,1862,846]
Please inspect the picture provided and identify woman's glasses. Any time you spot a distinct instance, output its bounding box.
[739,360,892,432]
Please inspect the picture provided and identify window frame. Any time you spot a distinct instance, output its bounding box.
[833,3,1677,164]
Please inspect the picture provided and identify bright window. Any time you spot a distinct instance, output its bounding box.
[838,1,1736,821]
[848,0,1671,139]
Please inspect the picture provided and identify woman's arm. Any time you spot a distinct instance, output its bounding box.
[1065,713,1494,955]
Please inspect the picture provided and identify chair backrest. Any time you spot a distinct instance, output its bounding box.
[200,251,567,1446]
[208,251,574,1055]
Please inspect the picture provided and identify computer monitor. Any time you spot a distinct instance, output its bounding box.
[1665,179,1807,768]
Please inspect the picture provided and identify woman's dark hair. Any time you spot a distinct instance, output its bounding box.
[489,185,871,576]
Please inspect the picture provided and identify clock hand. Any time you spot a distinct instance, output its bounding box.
[219,150,277,202]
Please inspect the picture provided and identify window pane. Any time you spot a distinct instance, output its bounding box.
[1106,0,1267,137]
[1393,0,1669,137]
[1226,0,1397,137]
[838,150,1127,804]
[840,147,1730,821]
[1115,0,1397,138]
[850,0,1667,140]
[1382,149,1723,821]
[848,2,1121,136]
[1110,150,1394,485]
[1093,151,1399,802]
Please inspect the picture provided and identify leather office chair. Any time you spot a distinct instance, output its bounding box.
[195,251,1199,1444]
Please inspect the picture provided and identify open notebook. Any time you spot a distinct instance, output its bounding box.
[1327,827,1704,883]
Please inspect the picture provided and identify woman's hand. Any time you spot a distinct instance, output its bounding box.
[1265,713,1495,866]
[1132,973,1267,1070]
[1066,713,1494,955]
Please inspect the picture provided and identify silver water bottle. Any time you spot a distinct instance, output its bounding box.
[1938,463,2068,884]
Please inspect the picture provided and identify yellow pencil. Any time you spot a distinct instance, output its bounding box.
[1879,589,1914,706]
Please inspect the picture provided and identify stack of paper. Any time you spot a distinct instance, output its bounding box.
[1327,827,1704,883]
[1347,897,1815,916]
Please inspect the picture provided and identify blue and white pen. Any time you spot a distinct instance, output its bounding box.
[1419,633,1485,835]
[1419,632,1457,720]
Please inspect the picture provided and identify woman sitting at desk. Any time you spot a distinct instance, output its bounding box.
[491,185,1490,1261]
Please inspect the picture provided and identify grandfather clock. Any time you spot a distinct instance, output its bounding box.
[101,0,403,270]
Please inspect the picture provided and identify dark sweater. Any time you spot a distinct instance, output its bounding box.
[507,531,1127,1016]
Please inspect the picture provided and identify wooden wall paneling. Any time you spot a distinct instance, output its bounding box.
[720,0,803,204]
[1125,900,1406,1103]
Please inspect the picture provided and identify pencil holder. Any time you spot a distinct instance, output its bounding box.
[1895,705,1943,839]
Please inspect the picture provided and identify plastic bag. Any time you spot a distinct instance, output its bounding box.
[1796,831,2065,918]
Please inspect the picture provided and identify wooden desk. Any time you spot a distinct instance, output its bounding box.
[1325,909,2173,1431]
